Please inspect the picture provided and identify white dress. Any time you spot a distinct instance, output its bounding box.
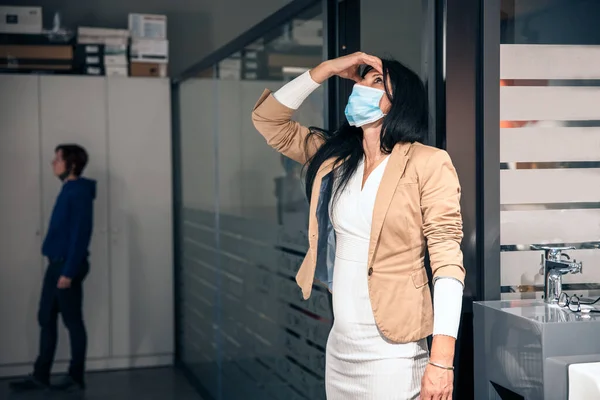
[326,156,429,400]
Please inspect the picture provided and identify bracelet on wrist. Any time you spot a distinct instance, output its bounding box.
[428,361,454,370]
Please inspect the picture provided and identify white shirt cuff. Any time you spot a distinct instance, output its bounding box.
[432,277,463,339]
[273,70,321,110]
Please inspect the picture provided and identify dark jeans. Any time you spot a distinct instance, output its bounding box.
[33,260,89,383]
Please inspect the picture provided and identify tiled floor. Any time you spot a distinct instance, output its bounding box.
[0,367,203,400]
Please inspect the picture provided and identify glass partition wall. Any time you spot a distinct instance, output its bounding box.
[175,2,329,399]
[173,0,459,398]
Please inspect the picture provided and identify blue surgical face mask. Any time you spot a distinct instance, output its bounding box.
[344,84,386,127]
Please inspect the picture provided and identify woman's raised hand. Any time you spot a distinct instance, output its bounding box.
[310,52,383,84]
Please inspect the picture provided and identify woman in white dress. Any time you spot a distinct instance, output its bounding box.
[252,52,465,400]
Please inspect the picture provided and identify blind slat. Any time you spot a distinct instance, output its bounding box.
[501,44,600,79]
[501,169,600,204]
[501,87,600,121]
[501,209,600,245]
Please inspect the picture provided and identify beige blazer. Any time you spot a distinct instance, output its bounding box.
[252,89,465,343]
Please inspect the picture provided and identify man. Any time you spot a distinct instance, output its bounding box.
[10,144,96,392]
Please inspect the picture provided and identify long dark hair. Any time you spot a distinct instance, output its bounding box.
[303,59,428,203]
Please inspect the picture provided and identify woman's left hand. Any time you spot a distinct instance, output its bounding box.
[420,363,454,400]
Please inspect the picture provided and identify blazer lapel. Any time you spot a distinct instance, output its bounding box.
[367,142,412,267]
[308,159,337,236]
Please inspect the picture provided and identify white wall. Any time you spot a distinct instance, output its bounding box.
[4,0,292,75]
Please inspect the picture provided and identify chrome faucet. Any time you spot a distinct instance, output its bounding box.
[531,246,583,304]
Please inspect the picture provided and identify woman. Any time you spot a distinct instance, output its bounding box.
[252,52,465,400]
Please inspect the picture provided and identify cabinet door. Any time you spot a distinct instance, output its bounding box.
[39,76,110,360]
[107,78,173,357]
[0,75,43,366]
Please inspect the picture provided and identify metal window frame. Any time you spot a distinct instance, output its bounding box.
[443,0,501,398]
[329,0,361,129]
[422,0,445,148]
[480,0,501,304]
[170,81,182,362]
[444,0,501,307]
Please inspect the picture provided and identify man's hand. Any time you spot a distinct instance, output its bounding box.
[57,276,72,289]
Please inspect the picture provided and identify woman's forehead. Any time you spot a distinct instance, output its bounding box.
[361,67,382,79]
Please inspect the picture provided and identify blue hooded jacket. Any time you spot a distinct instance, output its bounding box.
[42,177,96,278]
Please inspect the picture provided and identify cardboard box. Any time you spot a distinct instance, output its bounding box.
[75,42,126,63]
[0,6,42,34]
[106,66,128,77]
[0,45,73,60]
[292,19,323,46]
[77,27,129,39]
[130,39,168,63]
[219,58,241,80]
[220,69,240,80]
[77,27,130,47]
[104,43,127,56]
[129,13,167,40]
[130,62,167,78]
[104,55,128,66]
[0,63,71,72]
[78,36,128,47]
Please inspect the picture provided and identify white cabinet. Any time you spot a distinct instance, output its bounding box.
[106,78,173,357]
[0,75,173,377]
[0,75,44,366]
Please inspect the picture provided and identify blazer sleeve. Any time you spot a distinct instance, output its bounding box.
[251,89,323,164]
[419,149,466,285]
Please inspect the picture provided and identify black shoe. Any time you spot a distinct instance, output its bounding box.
[9,375,50,391]
[51,375,85,392]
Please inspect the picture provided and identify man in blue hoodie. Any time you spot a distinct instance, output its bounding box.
[10,144,96,392]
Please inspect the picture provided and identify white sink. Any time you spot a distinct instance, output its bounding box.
[569,362,600,399]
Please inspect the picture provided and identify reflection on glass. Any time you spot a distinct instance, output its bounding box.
[179,64,219,385]
[178,4,327,399]
[499,1,600,300]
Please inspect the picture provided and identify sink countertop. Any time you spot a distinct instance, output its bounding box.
[475,299,600,324]
[474,300,600,400]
